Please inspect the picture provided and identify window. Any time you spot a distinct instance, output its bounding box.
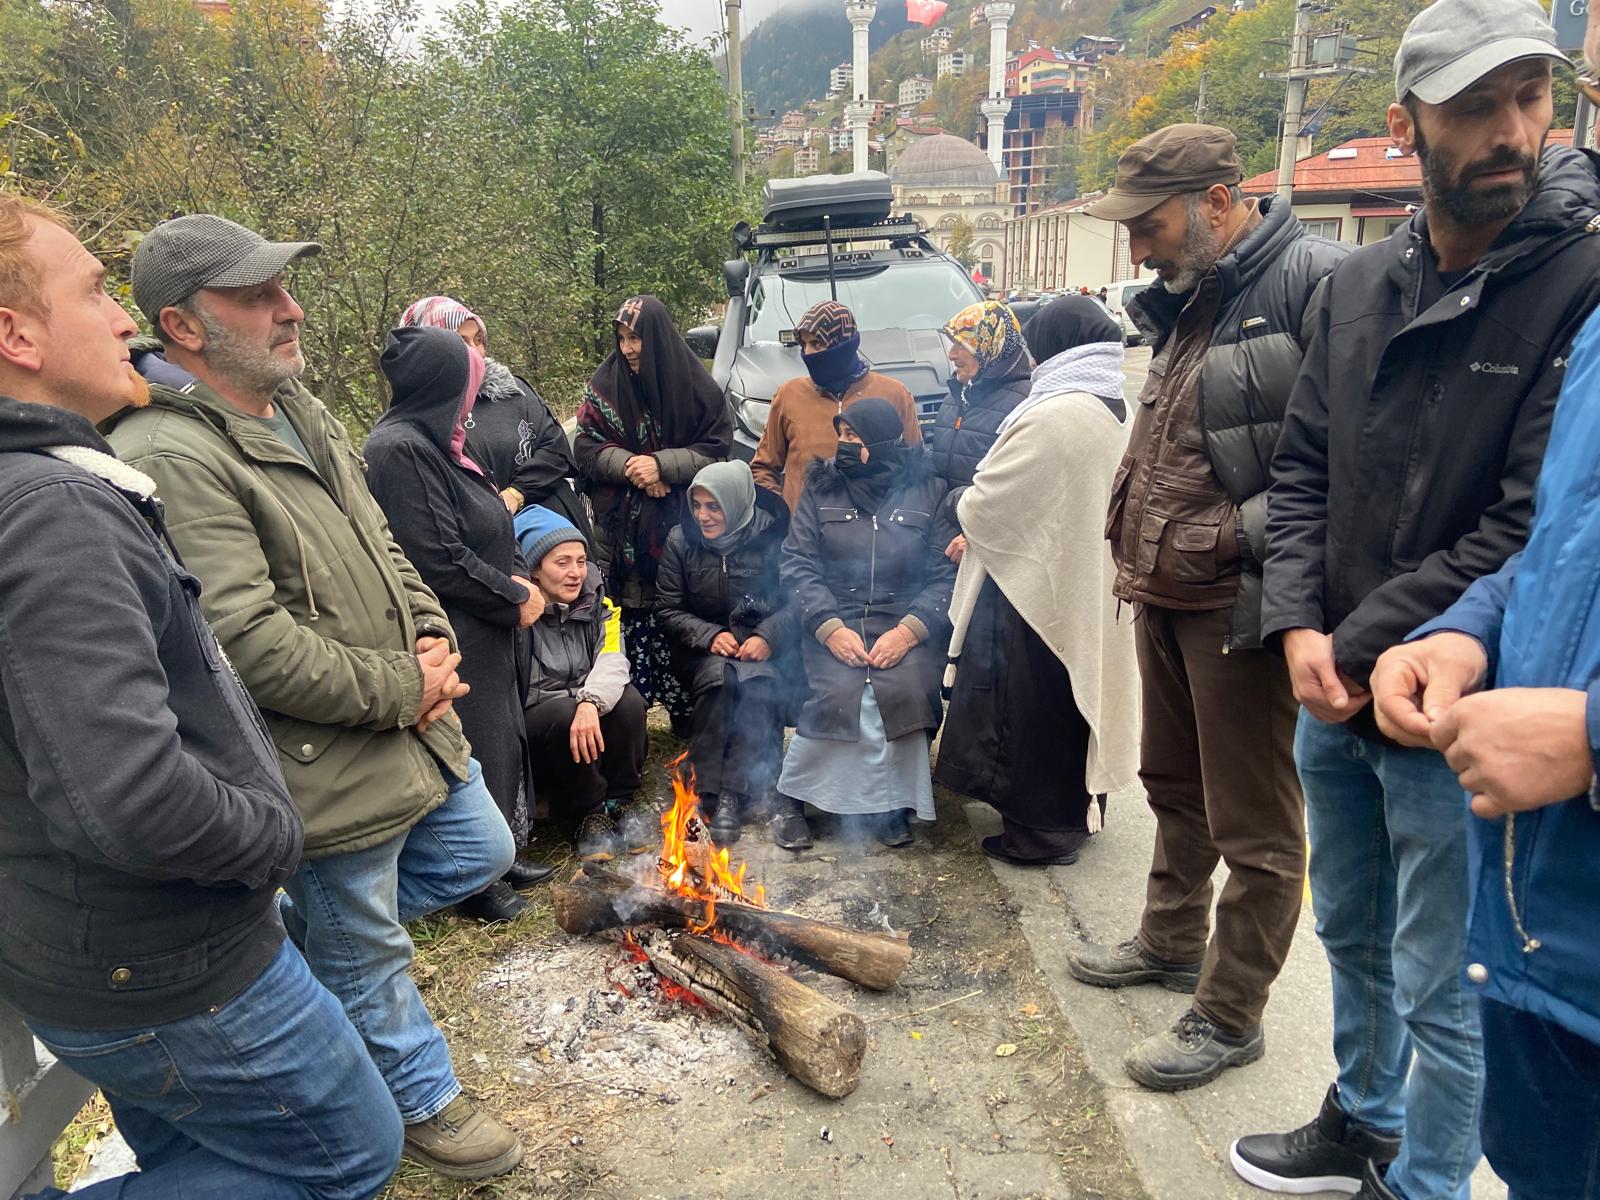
[1300,217,1343,241]
[942,193,962,207]
[744,259,983,340]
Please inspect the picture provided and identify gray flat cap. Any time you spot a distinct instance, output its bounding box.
[1396,0,1565,105]
[131,214,320,326]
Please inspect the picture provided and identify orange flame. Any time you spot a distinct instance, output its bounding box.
[657,752,767,930]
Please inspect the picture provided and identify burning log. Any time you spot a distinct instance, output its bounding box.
[618,928,867,1098]
[554,864,913,991]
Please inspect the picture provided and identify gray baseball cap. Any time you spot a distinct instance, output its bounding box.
[1396,0,1566,105]
[131,214,320,326]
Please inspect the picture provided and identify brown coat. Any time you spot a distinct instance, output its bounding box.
[751,370,922,511]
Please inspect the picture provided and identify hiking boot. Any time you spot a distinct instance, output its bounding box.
[1230,1084,1402,1195]
[403,1095,522,1180]
[616,796,666,855]
[875,808,913,848]
[707,794,742,845]
[576,811,618,863]
[770,797,813,851]
[1123,1008,1264,1092]
[1066,937,1201,993]
[455,881,528,924]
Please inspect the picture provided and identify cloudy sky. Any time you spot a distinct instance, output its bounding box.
[654,0,793,45]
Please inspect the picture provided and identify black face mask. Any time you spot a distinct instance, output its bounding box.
[835,440,866,470]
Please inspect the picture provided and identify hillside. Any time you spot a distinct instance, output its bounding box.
[740,0,915,115]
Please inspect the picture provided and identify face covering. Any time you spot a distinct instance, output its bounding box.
[802,332,869,397]
[835,440,866,469]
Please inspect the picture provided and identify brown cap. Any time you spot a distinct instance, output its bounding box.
[1083,124,1243,222]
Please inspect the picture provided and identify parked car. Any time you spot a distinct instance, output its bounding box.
[685,172,988,460]
[1101,279,1150,347]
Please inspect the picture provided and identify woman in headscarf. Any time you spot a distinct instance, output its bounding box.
[397,295,589,537]
[935,296,1141,866]
[930,299,1034,562]
[365,326,551,921]
[575,296,734,734]
[655,460,795,844]
[773,397,957,851]
[751,300,921,512]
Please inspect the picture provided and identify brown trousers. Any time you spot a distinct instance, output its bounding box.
[1134,604,1305,1034]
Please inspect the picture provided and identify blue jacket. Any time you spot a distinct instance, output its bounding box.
[1416,305,1600,1047]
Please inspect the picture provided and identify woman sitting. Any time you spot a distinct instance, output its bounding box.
[655,461,795,845]
[937,296,1140,865]
[774,398,957,851]
[514,506,648,860]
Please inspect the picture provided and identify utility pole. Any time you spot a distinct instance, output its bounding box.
[1264,4,1371,201]
[1196,69,1208,122]
[727,0,745,188]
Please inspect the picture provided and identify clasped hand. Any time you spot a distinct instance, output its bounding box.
[415,636,470,733]
[826,624,916,670]
[624,455,667,497]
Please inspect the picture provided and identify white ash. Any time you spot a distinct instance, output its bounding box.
[479,937,764,1093]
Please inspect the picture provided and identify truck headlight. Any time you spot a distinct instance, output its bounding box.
[733,392,770,438]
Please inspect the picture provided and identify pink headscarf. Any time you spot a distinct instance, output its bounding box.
[450,348,487,475]
[399,295,487,347]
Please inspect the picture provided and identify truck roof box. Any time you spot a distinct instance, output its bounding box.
[762,172,894,231]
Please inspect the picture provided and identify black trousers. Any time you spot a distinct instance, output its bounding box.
[524,686,648,820]
[687,672,785,801]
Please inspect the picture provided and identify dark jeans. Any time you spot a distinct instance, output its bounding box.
[1481,998,1600,1200]
[687,673,784,800]
[524,686,648,818]
[25,940,401,1200]
[1134,603,1305,1033]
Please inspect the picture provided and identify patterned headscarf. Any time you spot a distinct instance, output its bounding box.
[795,300,858,349]
[398,295,487,343]
[943,300,1026,376]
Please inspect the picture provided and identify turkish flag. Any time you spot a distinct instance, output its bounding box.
[906,0,948,26]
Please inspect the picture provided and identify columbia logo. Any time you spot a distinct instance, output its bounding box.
[1469,362,1519,376]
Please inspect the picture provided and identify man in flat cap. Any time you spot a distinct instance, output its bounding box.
[1066,126,1347,1091]
[106,215,525,1182]
[1237,2,1600,1196]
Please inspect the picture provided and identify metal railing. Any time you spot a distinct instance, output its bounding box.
[0,1002,92,1200]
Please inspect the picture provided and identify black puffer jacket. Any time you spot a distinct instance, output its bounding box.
[781,455,957,741]
[656,487,797,696]
[928,355,1033,510]
[1265,146,1600,704]
[1129,195,1349,650]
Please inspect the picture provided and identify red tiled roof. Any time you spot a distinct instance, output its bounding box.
[1242,131,1574,197]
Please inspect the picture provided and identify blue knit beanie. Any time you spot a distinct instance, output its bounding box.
[514,505,587,568]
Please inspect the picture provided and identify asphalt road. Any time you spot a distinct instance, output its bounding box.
[980,335,1508,1200]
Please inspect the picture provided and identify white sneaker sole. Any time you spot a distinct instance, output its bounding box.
[1227,1140,1362,1195]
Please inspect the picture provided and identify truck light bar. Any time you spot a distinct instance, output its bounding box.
[750,217,926,248]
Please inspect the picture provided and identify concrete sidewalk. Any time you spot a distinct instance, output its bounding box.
[968,790,1506,1200]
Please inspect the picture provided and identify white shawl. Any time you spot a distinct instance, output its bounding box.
[944,390,1141,798]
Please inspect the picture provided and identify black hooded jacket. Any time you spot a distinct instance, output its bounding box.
[0,396,300,1029]
[1264,146,1600,720]
[927,350,1033,506]
[366,326,533,818]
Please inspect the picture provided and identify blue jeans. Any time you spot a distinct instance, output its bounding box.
[279,759,513,1123]
[26,940,401,1200]
[1297,712,1484,1200]
[1481,999,1600,1199]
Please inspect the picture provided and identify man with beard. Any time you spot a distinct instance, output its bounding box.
[105,215,524,1181]
[1065,126,1347,1090]
[1236,3,1600,1197]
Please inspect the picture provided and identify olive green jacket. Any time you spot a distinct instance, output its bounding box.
[106,354,470,858]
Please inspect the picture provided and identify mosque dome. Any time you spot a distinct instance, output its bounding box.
[889,133,1001,188]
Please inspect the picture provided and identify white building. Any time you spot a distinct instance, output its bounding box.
[937,50,967,79]
[898,75,934,107]
[829,127,855,154]
[793,145,821,175]
[920,26,953,55]
[890,133,1008,285]
[828,62,853,98]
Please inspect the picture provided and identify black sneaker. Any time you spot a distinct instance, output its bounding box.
[1123,1008,1264,1092]
[1230,1084,1401,1196]
[1066,937,1202,993]
[455,881,529,925]
[875,808,913,848]
[1354,1159,1401,1200]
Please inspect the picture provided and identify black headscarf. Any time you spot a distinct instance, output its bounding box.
[376,326,486,474]
[1021,295,1122,363]
[833,396,908,514]
[584,295,729,451]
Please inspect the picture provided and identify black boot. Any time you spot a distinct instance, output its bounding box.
[708,793,742,845]
[502,859,557,889]
[875,808,913,848]
[456,881,528,924]
[1231,1083,1402,1195]
[770,796,813,850]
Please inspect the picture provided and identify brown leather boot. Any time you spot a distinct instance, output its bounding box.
[403,1095,522,1180]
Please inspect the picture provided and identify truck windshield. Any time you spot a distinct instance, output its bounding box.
[744,259,983,342]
